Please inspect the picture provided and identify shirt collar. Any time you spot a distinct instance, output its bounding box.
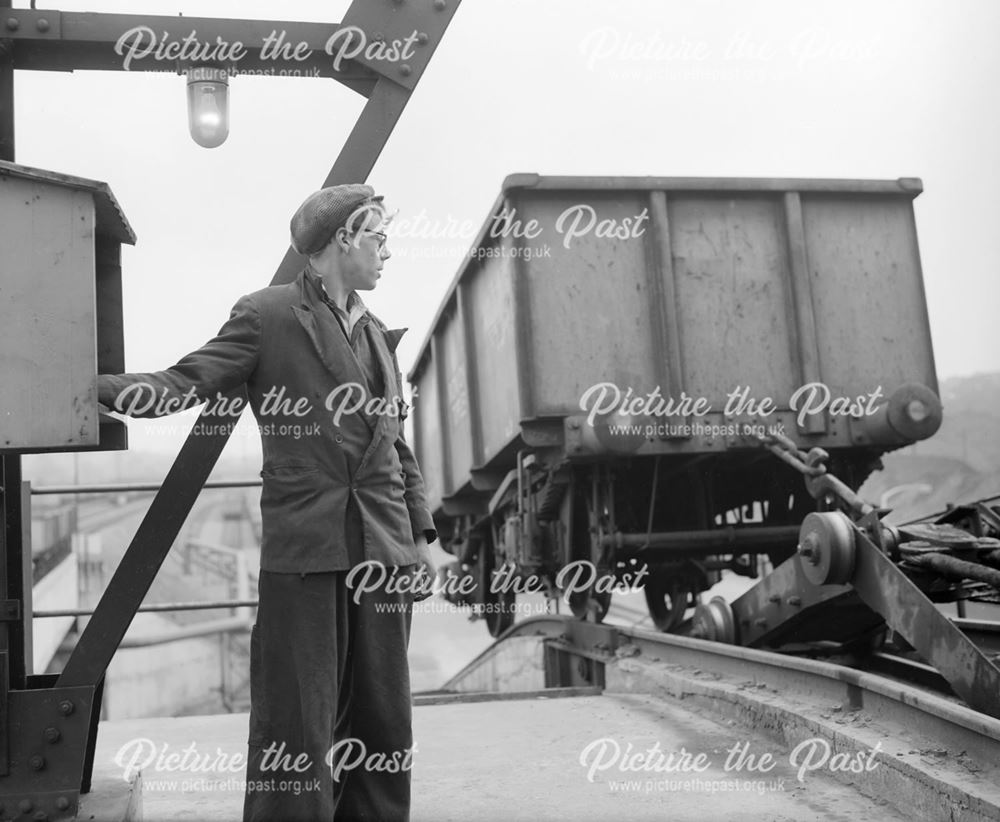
[306,267,369,332]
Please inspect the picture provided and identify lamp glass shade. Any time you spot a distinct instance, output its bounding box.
[186,67,229,148]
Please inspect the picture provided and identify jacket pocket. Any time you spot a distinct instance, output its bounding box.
[258,465,338,560]
[260,467,321,511]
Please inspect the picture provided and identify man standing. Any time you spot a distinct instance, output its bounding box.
[98,184,436,821]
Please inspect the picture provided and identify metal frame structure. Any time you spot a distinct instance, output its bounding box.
[720,507,1000,718]
[0,1,462,818]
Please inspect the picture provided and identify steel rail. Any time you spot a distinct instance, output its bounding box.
[758,616,1000,701]
[445,614,1000,744]
[856,651,953,695]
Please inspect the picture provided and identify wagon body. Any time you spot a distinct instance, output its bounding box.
[409,175,938,517]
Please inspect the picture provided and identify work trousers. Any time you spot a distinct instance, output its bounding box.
[242,567,415,822]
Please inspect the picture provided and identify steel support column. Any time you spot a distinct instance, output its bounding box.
[0,0,25,784]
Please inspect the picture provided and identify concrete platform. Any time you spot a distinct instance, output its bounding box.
[78,769,141,822]
[88,692,906,821]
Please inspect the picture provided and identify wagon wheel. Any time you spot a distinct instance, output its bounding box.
[565,484,611,623]
[567,581,611,622]
[478,527,517,638]
[484,581,517,637]
[643,565,693,633]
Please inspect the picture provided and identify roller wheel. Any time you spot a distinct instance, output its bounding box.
[692,596,737,644]
[797,511,856,586]
[568,582,611,623]
[564,484,610,623]
[484,584,517,638]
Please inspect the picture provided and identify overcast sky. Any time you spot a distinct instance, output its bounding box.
[12,0,1000,457]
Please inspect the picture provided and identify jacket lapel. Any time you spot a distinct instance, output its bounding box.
[291,270,369,395]
[368,324,404,405]
[384,327,407,355]
[290,269,410,475]
[354,322,408,477]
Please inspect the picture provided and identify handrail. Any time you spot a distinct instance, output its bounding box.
[119,615,251,648]
[30,479,262,495]
[34,599,258,618]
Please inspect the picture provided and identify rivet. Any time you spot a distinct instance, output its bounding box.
[433,0,446,8]
[58,700,74,716]
[399,63,412,76]
[417,32,429,45]
[36,17,49,32]
[44,726,61,743]
[373,31,385,42]
[56,797,70,811]
[787,596,802,607]
[753,618,767,628]
[33,811,49,822]
[18,799,32,813]
[768,594,781,604]
[5,17,18,30]
[29,754,45,770]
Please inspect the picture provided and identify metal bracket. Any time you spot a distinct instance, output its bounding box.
[731,554,855,647]
[0,683,96,822]
[733,514,1000,717]
[0,602,18,623]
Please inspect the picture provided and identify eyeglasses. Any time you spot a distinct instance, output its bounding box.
[362,230,388,251]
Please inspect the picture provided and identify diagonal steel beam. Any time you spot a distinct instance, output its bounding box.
[850,530,1000,719]
[273,75,410,285]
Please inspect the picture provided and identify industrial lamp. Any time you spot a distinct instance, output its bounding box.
[186,66,229,148]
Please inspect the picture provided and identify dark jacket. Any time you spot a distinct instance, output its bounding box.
[98,269,435,573]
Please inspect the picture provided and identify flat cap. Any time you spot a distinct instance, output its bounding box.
[289,183,383,256]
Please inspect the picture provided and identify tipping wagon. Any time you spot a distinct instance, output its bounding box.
[409,175,941,636]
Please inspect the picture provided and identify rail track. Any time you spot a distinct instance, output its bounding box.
[438,613,1000,822]
[600,584,1000,705]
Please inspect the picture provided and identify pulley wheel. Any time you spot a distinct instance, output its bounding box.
[797,511,856,586]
